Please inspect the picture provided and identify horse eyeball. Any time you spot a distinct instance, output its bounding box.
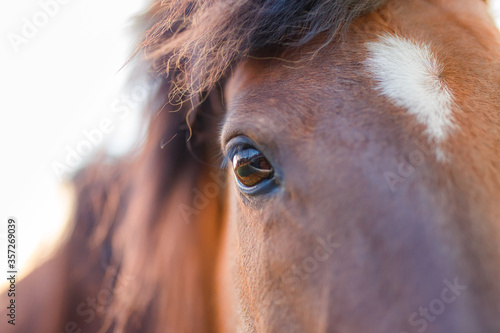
[232,148,273,187]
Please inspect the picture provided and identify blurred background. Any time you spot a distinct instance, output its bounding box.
[0,0,499,285]
[0,0,148,284]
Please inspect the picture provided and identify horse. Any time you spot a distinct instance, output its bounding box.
[2,0,500,332]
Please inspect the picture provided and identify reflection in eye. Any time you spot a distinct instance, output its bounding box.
[232,147,273,187]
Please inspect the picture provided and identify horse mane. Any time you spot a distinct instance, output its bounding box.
[139,0,387,97]
[67,1,387,332]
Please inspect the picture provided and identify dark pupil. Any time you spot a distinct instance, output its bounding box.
[233,148,273,187]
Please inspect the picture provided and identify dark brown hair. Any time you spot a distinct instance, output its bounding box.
[140,0,387,96]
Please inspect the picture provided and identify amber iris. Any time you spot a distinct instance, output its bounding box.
[232,147,273,187]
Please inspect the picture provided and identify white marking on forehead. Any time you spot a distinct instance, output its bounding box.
[365,35,455,160]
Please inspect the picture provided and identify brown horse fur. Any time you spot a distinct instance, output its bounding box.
[2,0,500,332]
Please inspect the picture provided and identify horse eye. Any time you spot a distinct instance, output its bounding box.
[232,147,273,188]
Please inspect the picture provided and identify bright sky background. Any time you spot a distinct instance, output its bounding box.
[0,0,148,280]
[0,0,499,282]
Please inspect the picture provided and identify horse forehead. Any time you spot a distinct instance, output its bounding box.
[225,0,500,148]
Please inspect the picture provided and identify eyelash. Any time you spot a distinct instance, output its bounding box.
[220,137,252,170]
[220,145,240,171]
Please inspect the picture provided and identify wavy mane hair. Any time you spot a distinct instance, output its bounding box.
[68,1,387,332]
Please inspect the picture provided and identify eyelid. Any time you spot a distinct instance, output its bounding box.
[224,136,255,156]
